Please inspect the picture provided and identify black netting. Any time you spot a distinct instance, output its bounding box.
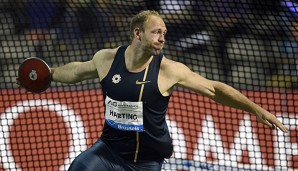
[0,0,297,170]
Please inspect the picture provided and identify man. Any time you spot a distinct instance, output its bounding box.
[51,10,288,171]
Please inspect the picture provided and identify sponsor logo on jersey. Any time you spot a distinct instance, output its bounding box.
[135,80,151,85]
[112,74,121,84]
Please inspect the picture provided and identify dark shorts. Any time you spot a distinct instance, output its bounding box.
[68,140,163,171]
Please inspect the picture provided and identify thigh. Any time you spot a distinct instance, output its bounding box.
[67,140,126,171]
[68,140,164,171]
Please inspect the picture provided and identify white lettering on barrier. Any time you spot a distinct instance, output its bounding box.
[170,114,293,170]
[274,115,295,170]
[193,114,225,162]
[0,99,87,171]
[229,115,267,170]
[167,117,187,159]
[0,101,295,170]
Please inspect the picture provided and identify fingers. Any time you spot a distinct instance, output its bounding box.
[263,118,288,133]
[269,116,289,133]
[262,119,274,129]
[273,120,289,133]
[257,114,288,133]
[16,77,21,88]
[269,123,276,130]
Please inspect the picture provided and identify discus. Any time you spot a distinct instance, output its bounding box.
[18,57,51,93]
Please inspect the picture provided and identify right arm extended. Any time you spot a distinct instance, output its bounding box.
[51,60,98,84]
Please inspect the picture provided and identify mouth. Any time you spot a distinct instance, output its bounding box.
[154,43,164,50]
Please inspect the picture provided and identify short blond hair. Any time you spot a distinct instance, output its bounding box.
[129,10,162,40]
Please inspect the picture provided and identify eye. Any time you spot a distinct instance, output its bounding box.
[153,30,160,34]
[163,31,167,36]
[152,29,167,36]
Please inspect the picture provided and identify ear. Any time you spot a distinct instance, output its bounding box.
[134,28,141,41]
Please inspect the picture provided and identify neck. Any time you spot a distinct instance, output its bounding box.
[125,45,153,72]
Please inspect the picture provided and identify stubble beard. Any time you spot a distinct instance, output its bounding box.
[152,49,162,56]
[151,44,164,56]
[141,40,164,56]
[142,45,162,57]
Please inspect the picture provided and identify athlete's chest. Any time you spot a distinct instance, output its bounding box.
[104,68,156,102]
[101,46,163,102]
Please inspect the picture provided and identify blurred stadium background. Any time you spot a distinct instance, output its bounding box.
[0,0,298,170]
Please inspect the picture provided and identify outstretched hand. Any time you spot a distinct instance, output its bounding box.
[17,57,52,93]
[16,77,21,87]
[255,112,288,133]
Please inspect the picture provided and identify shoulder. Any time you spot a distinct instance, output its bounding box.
[158,56,193,94]
[160,56,192,77]
[160,56,216,97]
[92,46,121,81]
[93,46,120,63]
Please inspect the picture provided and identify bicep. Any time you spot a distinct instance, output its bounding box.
[51,60,98,84]
[76,60,98,81]
[175,64,216,98]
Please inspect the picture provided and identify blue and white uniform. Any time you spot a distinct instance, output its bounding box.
[68,46,173,171]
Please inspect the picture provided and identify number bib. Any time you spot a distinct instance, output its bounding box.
[105,96,144,132]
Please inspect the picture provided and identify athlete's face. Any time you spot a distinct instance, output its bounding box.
[141,15,167,56]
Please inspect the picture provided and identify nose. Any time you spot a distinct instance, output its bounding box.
[158,34,165,43]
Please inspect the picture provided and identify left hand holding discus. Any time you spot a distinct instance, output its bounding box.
[17,57,51,93]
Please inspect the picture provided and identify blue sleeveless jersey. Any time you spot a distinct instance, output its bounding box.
[100,46,173,162]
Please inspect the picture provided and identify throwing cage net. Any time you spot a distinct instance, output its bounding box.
[0,0,297,170]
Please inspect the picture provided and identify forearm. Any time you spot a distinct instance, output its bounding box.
[210,81,289,132]
[211,81,263,114]
[51,62,82,84]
